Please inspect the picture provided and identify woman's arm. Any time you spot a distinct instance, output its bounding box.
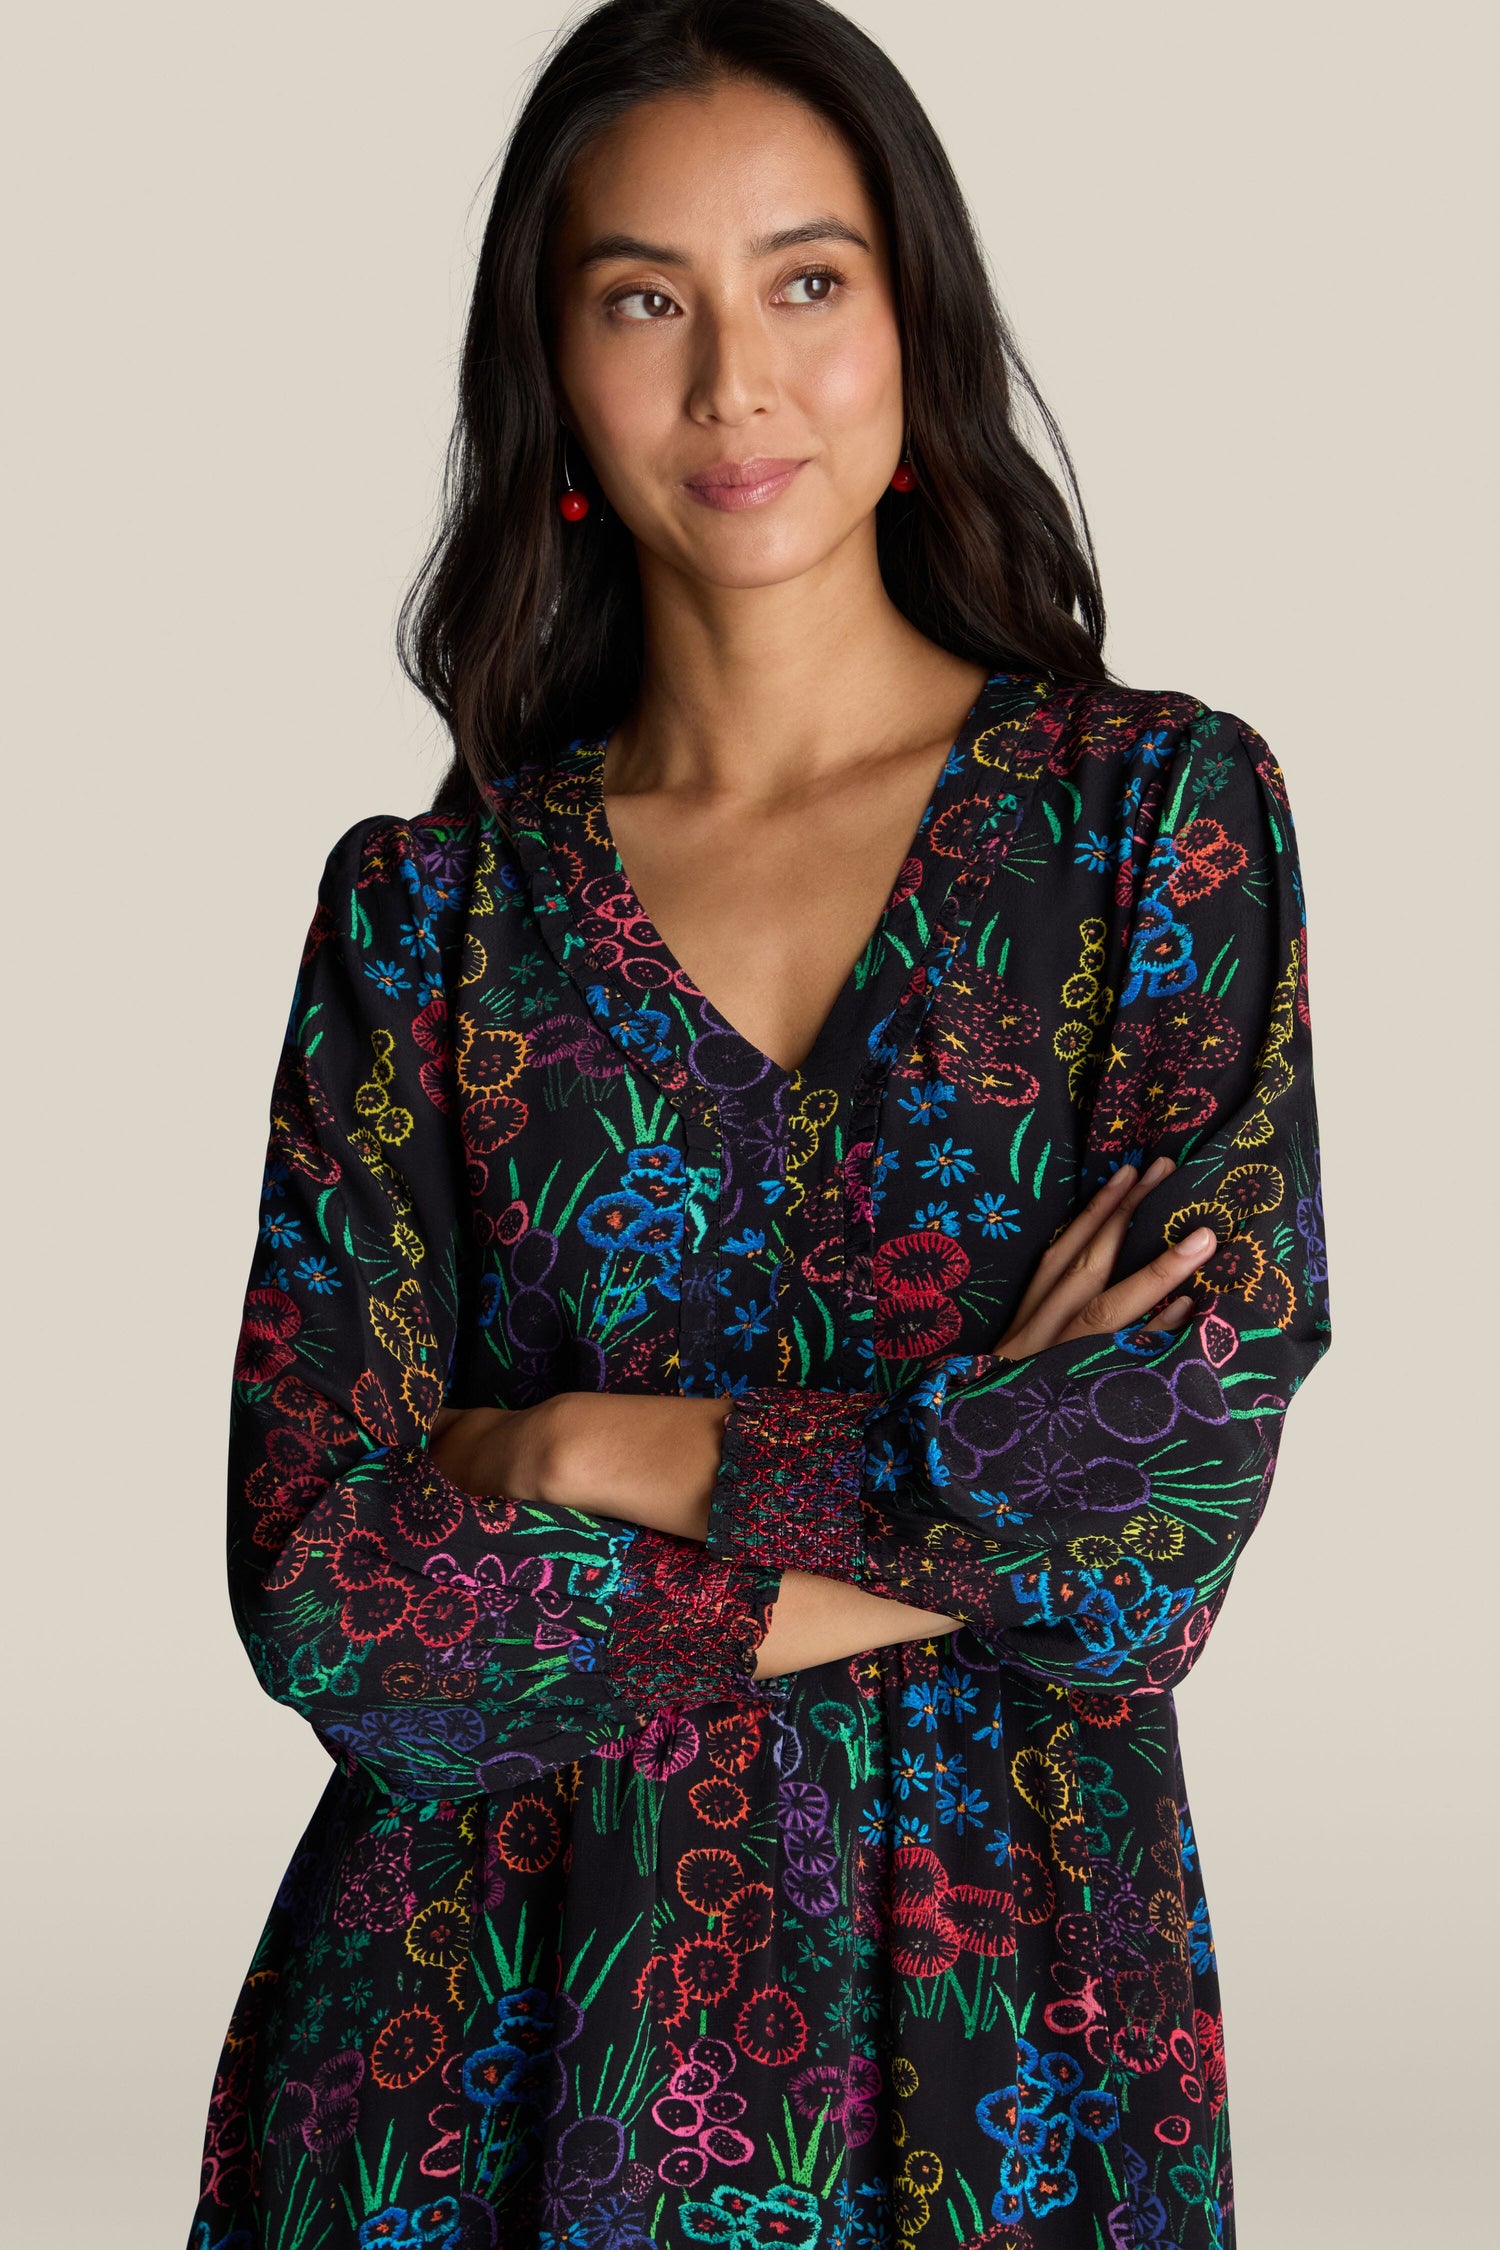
[429,1396,963,1672]
[706,713,1332,1695]
[227,814,791,1802]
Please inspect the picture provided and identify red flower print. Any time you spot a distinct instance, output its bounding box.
[1005,1845,1057,1926]
[677,1849,745,1915]
[237,1296,299,1341]
[268,1374,356,1444]
[875,1287,964,1359]
[351,1368,401,1446]
[1158,815,1248,908]
[734,1985,807,2067]
[890,1846,949,1918]
[496,1793,560,1874]
[721,1883,775,1955]
[873,1232,969,1297]
[330,1528,391,1591]
[391,1462,467,1547]
[1069,1691,1133,1729]
[235,1286,301,1384]
[339,1578,411,1643]
[889,852,922,902]
[873,1232,970,1360]
[672,1935,740,2005]
[1195,2007,1228,2115]
[462,1091,528,1156]
[889,1916,961,1978]
[370,2006,446,2091]
[1111,2020,1169,2075]
[689,1775,751,1829]
[412,1584,479,1649]
[945,1883,1017,1959]
[633,1953,689,2029]
[895,960,1042,1107]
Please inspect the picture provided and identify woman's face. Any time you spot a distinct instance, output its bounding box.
[547,76,904,590]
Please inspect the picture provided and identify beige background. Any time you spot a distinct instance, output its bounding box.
[5,4,1493,2243]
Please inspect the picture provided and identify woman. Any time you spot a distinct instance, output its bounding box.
[190,3,1330,2245]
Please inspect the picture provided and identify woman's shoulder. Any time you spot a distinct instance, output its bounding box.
[301,805,491,980]
[315,803,487,885]
[1036,673,1294,820]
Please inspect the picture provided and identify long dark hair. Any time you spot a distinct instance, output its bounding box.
[400,0,1111,816]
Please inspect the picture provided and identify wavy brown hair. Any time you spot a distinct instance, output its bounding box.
[400,0,1112,816]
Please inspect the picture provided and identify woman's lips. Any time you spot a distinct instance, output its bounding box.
[682,458,807,512]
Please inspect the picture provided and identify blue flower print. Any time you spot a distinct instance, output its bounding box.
[364,958,412,999]
[897,1080,958,1126]
[968,1190,1022,1239]
[912,1199,962,1236]
[1119,895,1196,1006]
[679,2182,822,2249]
[294,1256,341,1294]
[915,1138,976,1186]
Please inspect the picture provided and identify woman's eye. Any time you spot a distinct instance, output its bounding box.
[608,289,679,322]
[780,267,843,306]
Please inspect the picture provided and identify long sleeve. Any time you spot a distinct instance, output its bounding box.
[229,813,779,1803]
[705,711,1331,1693]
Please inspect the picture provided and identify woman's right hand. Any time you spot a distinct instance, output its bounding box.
[994,1154,1215,1360]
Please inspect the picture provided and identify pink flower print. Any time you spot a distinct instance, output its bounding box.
[632,1709,701,1780]
[333,1828,416,1934]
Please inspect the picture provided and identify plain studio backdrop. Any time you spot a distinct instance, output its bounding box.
[4,4,1493,2243]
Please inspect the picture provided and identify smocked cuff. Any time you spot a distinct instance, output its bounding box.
[707,1384,874,1578]
[601,1526,779,1718]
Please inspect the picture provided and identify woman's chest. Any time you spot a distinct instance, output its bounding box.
[445,881,1093,1410]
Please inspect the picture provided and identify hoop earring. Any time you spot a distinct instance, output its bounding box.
[558,426,590,520]
[889,442,916,493]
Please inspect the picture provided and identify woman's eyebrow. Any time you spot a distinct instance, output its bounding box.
[573,216,872,271]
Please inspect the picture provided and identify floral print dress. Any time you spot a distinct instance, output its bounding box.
[190,666,1330,2250]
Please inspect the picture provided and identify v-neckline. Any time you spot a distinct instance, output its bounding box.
[491,663,1059,1121]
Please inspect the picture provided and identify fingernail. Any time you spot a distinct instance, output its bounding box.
[1179,1227,1216,1258]
[1142,1155,1170,1183]
[1113,1163,1138,1186]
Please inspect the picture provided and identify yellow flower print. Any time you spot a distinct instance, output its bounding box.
[1049,1811,1092,1880]
[891,2177,930,2237]
[1011,1736,1073,1825]
[455,1017,526,1097]
[391,1217,425,1268]
[1149,1886,1190,1951]
[1123,1510,1186,1563]
[355,1027,414,1147]
[404,1896,472,1970]
[1067,1533,1121,1568]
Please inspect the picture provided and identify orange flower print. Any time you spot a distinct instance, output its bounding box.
[370,2007,445,2091]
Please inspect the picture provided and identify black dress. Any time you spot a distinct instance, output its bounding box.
[190,667,1331,2250]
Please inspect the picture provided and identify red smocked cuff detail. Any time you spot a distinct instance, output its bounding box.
[603,1526,779,1717]
[707,1384,874,1577]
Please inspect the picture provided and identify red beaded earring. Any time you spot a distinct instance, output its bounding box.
[558,426,590,521]
[889,444,916,493]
